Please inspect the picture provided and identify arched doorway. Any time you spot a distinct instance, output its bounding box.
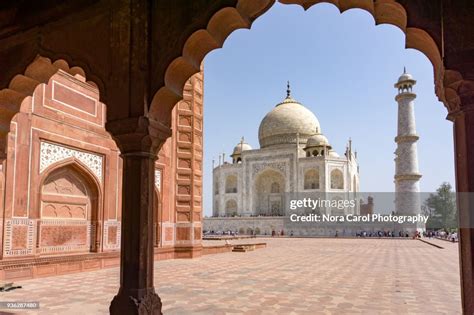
[225,199,238,216]
[254,169,285,216]
[330,169,344,190]
[39,162,100,255]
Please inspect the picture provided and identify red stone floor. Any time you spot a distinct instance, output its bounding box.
[0,238,461,314]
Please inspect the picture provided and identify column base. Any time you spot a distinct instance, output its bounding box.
[110,287,162,315]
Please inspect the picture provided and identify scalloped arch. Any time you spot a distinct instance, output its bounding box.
[149,0,275,119]
[149,0,445,121]
[0,55,99,157]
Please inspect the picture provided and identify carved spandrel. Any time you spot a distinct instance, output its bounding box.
[40,141,103,183]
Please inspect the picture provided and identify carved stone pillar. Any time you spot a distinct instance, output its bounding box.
[446,78,474,315]
[108,116,171,315]
[450,107,474,314]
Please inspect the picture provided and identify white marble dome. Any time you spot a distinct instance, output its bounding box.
[258,96,320,148]
[397,72,413,83]
[397,68,415,84]
[305,133,330,148]
[232,142,252,155]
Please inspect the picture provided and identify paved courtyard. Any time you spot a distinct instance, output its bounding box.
[0,238,461,314]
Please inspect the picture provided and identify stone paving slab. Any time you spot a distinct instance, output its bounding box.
[0,238,461,314]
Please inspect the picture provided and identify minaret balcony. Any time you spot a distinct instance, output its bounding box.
[394,134,419,143]
[395,92,417,102]
[394,173,422,181]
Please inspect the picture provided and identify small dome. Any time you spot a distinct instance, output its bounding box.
[305,133,330,148]
[329,150,340,158]
[258,96,320,148]
[396,68,415,85]
[232,141,252,156]
[397,72,413,83]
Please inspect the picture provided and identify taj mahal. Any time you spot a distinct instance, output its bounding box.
[206,71,423,235]
[212,83,360,218]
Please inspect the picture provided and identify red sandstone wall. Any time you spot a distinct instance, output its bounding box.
[156,69,204,257]
[2,71,121,258]
[156,131,174,248]
[174,69,203,257]
[0,67,204,262]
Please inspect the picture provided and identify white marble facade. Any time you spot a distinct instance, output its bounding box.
[212,87,360,217]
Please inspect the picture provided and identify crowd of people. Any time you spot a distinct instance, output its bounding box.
[203,229,459,242]
[354,230,410,238]
[204,230,239,236]
[425,230,458,242]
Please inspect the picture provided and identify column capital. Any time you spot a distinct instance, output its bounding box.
[447,103,474,121]
[443,71,474,121]
[106,116,172,155]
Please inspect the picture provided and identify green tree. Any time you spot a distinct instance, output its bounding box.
[423,182,457,230]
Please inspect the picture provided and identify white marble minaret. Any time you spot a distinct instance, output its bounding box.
[394,68,422,221]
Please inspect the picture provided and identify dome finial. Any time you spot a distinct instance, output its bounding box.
[403,66,406,74]
[286,81,291,98]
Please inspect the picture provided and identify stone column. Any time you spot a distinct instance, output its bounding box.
[449,104,474,314]
[109,116,171,315]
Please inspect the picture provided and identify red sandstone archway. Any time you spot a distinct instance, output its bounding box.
[0,1,469,160]
[0,2,472,314]
[0,1,467,135]
[38,158,102,255]
[148,0,448,121]
[147,2,473,313]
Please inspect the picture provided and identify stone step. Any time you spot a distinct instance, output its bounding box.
[232,244,256,252]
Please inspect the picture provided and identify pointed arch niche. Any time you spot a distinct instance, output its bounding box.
[37,159,102,255]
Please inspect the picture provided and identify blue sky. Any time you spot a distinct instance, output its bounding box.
[202,3,454,216]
